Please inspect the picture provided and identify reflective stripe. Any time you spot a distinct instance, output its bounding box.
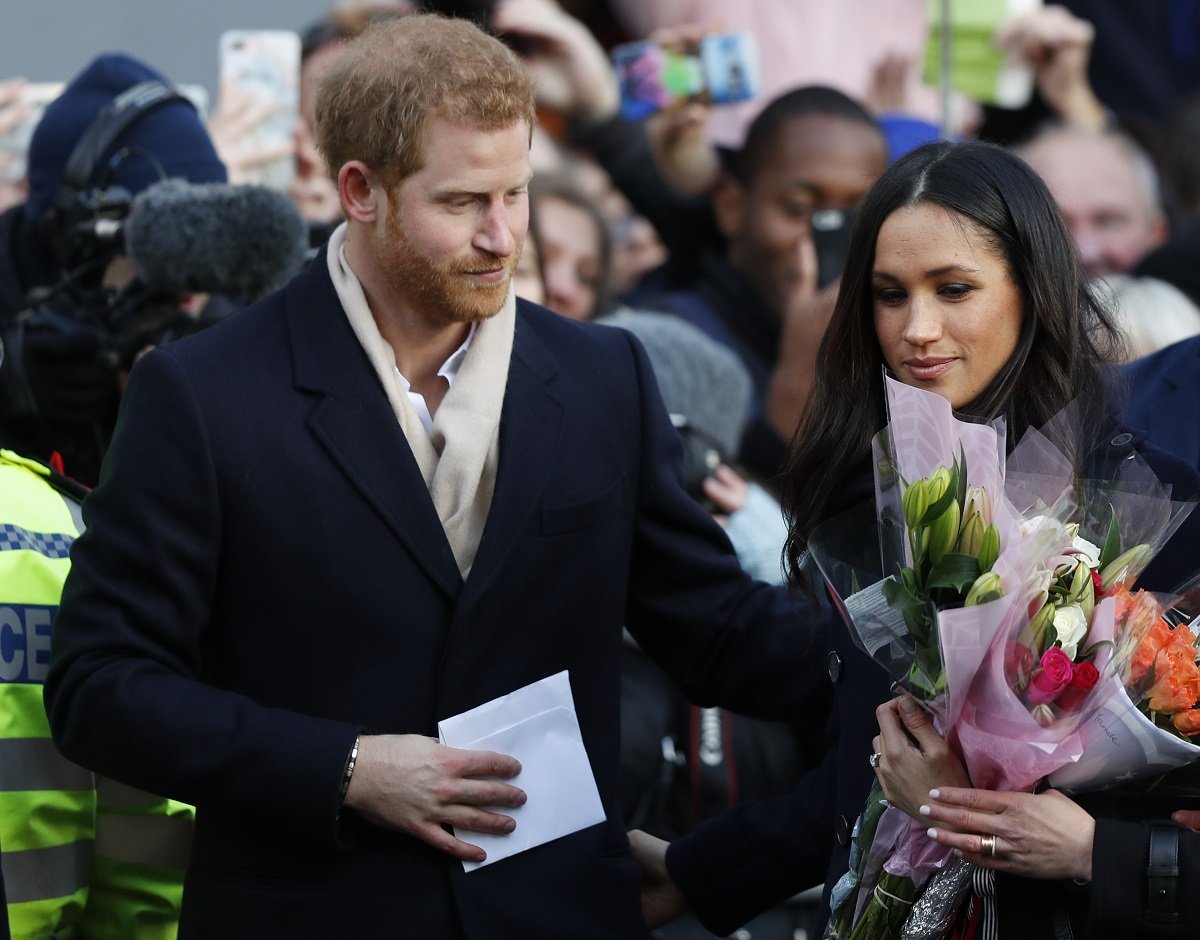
[94,813,193,870]
[58,489,85,537]
[0,523,74,558]
[0,737,93,792]
[0,839,91,904]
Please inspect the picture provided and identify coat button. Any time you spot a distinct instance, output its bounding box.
[827,651,843,684]
[1110,432,1133,447]
[835,814,850,846]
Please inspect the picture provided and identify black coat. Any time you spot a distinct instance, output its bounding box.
[44,250,831,939]
[667,429,1200,938]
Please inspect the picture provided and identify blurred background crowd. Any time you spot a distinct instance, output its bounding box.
[1,1,1198,938]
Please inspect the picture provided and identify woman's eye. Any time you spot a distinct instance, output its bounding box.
[875,288,905,305]
[939,283,972,299]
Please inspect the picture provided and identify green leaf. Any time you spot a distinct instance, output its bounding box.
[926,552,982,593]
[919,481,959,528]
[1080,639,1115,662]
[882,576,927,614]
[1098,511,1122,569]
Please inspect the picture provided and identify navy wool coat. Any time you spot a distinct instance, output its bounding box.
[44,250,829,939]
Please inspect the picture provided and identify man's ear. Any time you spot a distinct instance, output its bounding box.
[711,172,746,240]
[338,160,382,224]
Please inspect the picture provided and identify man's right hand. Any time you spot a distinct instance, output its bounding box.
[343,734,525,862]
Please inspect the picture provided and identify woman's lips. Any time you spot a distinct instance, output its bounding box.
[905,357,956,381]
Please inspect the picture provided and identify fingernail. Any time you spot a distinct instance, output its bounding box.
[504,819,516,832]
[926,827,938,840]
[900,696,919,714]
[928,788,940,799]
[919,805,931,817]
[952,849,963,858]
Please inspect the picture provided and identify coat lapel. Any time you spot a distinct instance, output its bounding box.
[286,252,463,599]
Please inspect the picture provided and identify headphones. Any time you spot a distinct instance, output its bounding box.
[36,79,194,272]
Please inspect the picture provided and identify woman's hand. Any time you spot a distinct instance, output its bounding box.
[922,785,1095,882]
[872,694,971,820]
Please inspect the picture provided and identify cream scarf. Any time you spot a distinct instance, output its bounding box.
[326,223,514,577]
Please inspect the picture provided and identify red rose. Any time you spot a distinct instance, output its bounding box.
[1027,647,1074,706]
[1056,660,1101,711]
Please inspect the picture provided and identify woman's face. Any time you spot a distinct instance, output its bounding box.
[872,203,1024,410]
[539,195,604,321]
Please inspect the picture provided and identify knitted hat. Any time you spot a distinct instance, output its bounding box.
[599,310,752,458]
[24,53,227,223]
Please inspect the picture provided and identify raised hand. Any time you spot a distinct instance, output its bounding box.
[995,5,1106,130]
[491,0,619,122]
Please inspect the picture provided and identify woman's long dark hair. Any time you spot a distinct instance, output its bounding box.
[782,140,1125,581]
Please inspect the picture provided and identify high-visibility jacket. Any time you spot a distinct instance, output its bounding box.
[0,450,193,940]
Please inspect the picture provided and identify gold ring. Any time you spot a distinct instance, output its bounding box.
[980,834,997,858]
[868,752,882,769]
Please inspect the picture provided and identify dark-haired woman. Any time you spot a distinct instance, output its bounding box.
[631,139,1200,938]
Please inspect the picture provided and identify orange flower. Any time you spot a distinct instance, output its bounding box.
[1130,620,1175,684]
[1148,672,1197,713]
[1173,709,1200,737]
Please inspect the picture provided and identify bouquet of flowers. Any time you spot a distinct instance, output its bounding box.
[815,377,1198,939]
[1042,579,1200,792]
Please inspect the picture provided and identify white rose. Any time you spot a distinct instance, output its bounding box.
[1053,604,1089,660]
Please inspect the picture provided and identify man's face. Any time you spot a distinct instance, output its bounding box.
[372,117,531,327]
[721,113,887,321]
[1023,133,1167,279]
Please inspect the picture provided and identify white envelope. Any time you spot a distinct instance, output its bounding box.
[437,670,605,871]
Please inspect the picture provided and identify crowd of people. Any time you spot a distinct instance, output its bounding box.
[1,1,1199,938]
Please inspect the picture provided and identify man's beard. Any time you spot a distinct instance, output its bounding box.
[374,202,520,327]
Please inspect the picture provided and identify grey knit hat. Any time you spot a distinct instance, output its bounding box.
[598,310,752,457]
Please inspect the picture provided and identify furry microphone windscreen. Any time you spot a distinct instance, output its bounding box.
[126,179,308,301]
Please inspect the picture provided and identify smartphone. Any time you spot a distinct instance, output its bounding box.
[812,207,856,288]
[923,0,1042,109]
[218,29,300,191]
[612,32,761,121]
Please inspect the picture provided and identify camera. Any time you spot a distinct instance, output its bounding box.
[670,413,727,512]
[812,206,857,288]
